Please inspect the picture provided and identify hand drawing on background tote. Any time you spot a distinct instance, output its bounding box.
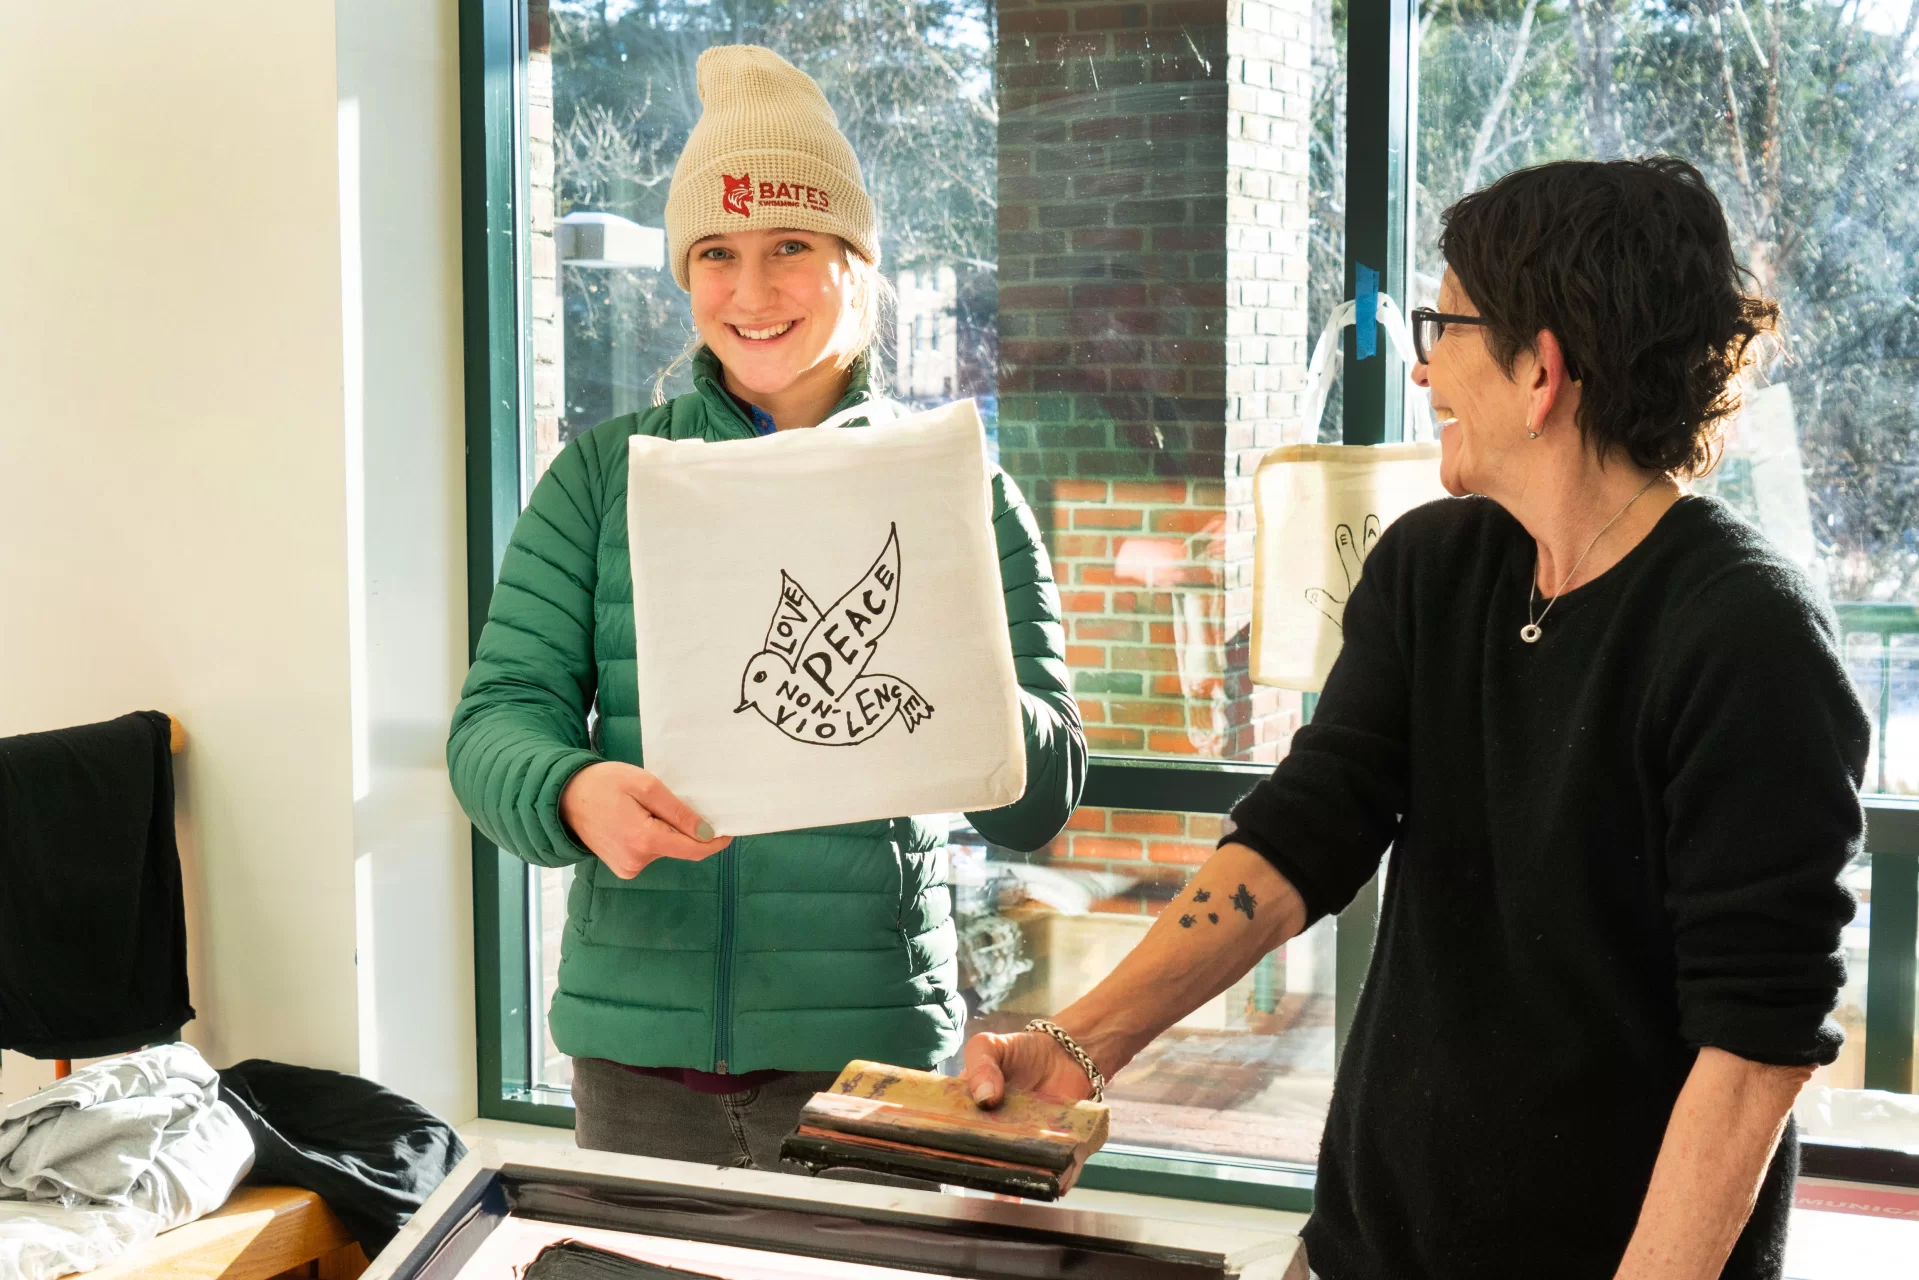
[1303,513,1381,630]
[735,522,935,746]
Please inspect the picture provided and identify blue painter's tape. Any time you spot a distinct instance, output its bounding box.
[1355,263,1379,360]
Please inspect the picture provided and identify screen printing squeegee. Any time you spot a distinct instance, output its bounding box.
[779,1060,1110,1199]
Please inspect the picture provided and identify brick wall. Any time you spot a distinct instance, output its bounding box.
[1045,477,1231,755]
[1064,806,1229,908]
[996,0,1314,867]
[1224,0,1316,761]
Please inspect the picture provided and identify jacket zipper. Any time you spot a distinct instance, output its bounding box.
[689,379,873,1073]
[714,843,736,1072]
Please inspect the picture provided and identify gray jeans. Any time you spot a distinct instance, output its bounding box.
[570,1057,930,1188]
[572,1058,836,1170]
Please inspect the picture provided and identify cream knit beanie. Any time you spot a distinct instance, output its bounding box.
[664,45,879,290]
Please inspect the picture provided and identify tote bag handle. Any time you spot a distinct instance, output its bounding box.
[814,398,898,432]
[1301,294,1434,443]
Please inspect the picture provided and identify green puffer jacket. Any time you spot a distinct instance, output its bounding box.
[448,351,1087,1073]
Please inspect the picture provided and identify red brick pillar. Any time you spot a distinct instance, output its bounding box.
[996,0,1313,884]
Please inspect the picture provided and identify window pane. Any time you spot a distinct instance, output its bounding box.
[532,862,574,1093]
[999,2,1346,763]
[531,805,1337,1161]
[1813,851,1870,1093]
[539,0,997,461]
[527,0,1005,1088]
[527,0,1345,762]
[958,810,1335,1166]
[1416,1,1919,796]
[521,0,1346,1155]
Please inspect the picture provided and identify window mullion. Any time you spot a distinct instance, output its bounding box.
[461,0,538,1121]
[1341,0,1415,449]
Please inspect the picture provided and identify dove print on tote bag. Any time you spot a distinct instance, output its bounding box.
[736,525,936,745]
[626,398,1026,836]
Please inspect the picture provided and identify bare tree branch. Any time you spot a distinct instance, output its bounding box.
[1463,0,1543,192]
[1707,2,1759,235]
[556,97,677,213]
[1727,0,1768,63]
[1480,124,1538,171]
[898,0,999,126]
[1566,0,1625,158]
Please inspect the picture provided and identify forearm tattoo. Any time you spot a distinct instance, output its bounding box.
[1175,883,1256,927]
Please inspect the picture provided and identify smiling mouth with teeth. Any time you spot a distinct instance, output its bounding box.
[732,321,795,341]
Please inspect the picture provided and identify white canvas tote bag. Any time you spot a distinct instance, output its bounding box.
[626,398,1026,836]
[1250,442,1446,692]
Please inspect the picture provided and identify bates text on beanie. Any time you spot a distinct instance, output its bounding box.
[755,179,831,213]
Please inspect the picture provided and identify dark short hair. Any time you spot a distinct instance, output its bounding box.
[1438,157,1777,477]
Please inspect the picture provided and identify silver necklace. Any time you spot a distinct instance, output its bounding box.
[1522,477,1662,644]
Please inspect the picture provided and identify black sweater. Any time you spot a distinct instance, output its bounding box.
[1228,496,1864,1280]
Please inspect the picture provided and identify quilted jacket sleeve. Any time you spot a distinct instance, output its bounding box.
[447,436,606,868]
[964,469,1088,852]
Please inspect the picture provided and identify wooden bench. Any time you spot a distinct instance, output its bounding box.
[81,1185,368,1280]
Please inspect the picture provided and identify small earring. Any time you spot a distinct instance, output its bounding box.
[1528,430,1539,439]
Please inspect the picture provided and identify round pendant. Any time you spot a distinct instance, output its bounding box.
[1520,624,1542,644]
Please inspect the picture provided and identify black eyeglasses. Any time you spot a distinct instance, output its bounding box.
[1408,306,1583,380]
[1409,307,1489,365]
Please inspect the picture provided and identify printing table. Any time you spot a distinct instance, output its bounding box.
[363,1140,1307,1280]
[82,1185,367,1280]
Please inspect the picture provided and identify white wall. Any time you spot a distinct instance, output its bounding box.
[338,0,476,1122]
[0,0,475,1120]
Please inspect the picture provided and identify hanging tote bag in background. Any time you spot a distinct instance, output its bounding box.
[1251,293,1444,692]
[626,399,1026,836]
[1250,442,1446,691]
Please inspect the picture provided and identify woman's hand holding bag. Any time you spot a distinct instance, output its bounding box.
[558,762,731,879]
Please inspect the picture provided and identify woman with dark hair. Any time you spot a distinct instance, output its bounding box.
[965,157,1864,1280]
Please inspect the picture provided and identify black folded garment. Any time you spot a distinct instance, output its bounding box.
[219,1059,468,1255]
[0,710,192,1058]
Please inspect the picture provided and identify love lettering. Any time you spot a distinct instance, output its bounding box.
[766,579,812,661]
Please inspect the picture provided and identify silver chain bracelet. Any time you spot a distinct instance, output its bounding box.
[1024,1018,1106,1103]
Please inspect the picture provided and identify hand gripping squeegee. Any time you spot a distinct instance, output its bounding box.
[780,1060,1110,1199]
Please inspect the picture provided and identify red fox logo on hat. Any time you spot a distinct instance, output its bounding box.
[721,173,753,217]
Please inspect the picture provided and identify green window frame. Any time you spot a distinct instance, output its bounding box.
[458,0,1919,1213]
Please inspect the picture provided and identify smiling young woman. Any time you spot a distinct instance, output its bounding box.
[678,226,884,432]
[446,44,1087,1181]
